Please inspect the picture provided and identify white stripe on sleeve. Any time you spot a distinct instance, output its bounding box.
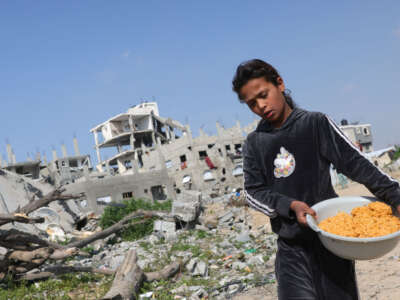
[245,190,277,218]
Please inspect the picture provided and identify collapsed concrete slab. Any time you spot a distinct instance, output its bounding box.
[172,190,202,226]
[0,169,83,234]
[153,220,176,240]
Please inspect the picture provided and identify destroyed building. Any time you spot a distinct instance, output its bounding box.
[339,120,373,153]
[0,144,42,180]
[47,138,92,186]
[88,102,258,202]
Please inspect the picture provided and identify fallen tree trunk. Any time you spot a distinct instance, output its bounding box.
[145,256,189,282]
[49,247,79,260]
[18,265,115,281]
[0,213,44,224]
[17,258,188,282]
[67,209,172,249]
[0,229,62,251]
[101,250,144,300]
[8,247,53,263]
[16,254,188,299]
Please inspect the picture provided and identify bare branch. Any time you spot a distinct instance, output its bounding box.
[0,229,63,250]
[0,188,84,227]
[67,209,172,249]
[18,265,114,281]
[0,213,44,224]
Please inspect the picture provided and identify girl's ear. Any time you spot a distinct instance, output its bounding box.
[277,77,285,92]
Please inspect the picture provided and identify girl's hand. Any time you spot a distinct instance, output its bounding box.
[290,200,317,226]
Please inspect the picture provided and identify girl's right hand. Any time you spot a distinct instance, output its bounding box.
[290,201,317,226]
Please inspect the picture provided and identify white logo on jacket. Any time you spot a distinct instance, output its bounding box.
[273,147,296,178]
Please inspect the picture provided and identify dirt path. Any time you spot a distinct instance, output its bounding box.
[234,173,400,300]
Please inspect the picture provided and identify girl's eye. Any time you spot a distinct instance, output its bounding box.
[261,93,268,99]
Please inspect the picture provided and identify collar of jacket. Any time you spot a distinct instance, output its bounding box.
[256,107,306,133]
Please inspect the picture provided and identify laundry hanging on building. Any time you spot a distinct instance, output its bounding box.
[205,156,216,169]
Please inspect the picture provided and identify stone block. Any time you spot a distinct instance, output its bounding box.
[153,220,176,235]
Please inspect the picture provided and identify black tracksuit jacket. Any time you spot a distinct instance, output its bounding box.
[243,107,400,241]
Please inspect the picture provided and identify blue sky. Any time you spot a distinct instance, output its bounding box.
[1,1,399,163]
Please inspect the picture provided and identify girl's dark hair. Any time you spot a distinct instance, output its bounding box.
[232,59,296,109]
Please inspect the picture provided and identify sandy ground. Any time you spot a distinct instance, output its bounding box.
[233,172,400,300]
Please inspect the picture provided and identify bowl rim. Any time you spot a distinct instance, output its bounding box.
[306,196,400,243]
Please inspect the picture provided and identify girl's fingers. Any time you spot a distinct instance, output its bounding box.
[308,208,317,217]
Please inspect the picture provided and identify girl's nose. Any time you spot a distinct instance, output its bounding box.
[257,99,267,111]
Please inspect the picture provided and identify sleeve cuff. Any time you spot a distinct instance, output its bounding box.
[276,196,296,219]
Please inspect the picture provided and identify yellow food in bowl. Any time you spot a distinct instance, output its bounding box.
[318,201,400,238]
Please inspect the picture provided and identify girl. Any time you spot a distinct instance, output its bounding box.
[232,59,400,300]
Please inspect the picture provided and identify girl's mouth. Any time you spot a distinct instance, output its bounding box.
[265,111,273,119]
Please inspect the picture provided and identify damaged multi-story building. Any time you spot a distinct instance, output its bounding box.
[87,102,257,203]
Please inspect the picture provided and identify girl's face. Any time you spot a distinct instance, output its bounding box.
[239,77,292,128]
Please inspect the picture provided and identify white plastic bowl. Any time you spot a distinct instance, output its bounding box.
[306,196,400,260]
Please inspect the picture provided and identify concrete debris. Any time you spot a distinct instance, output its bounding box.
[42,196,277,299]
[0,169,80,234]
[186,258,208,277]
[138,291,153,299]
[247,254,265,266]
[235,232,252,243]
[0,247,7,260]
[172,190,202,224]
[46,224,67,242]
[218,211,234,225]
[1,157,277,299]
[148,234,161,244]
[154,220,176,239]
[200,215,218,229]
[191,287,208,299]
[232,261,247,270]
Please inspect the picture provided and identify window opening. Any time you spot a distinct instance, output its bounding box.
[151,185,167,201]
[234,144,242,154]
[199,150,208,160]
[122,192,133,199]
[180,155,187,169]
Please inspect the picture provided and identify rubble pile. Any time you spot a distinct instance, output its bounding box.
[58,191,278,299]
[0,178,277,299]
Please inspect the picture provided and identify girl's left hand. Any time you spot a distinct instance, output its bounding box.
[290,200,316,226]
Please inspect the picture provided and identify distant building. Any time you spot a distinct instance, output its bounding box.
[339,123,373,153]
[0,144,42,179]
[4,160,42,180]
[365,146,396,169]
